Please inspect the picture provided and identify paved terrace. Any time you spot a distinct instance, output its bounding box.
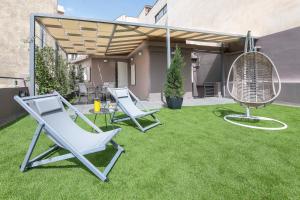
[73,97,235,114]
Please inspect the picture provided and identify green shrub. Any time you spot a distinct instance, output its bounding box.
[35,46,56,94]
[35,46,70,97]
[55,54,69,96]
[77,64,84,83]
[164,46,185,98]
[68,64,77,91]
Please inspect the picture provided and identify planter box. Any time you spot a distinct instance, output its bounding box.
[166,97,183,109]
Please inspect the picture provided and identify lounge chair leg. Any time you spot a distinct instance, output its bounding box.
[73,152,108,181]
[131,118,145,132]
[151,114,160,124]
[20,123,44,172]
[110,111,116,123]
[103,144,124,177]
[29,145,59,163]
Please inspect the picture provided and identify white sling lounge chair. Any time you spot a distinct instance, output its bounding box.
[107,87,160,132]
[14,91,124,182]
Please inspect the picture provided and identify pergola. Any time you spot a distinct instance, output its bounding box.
[29,14,245,95]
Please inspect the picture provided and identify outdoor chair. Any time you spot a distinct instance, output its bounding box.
[107,87,160,132]
[78,82,96,103]
[14,91,124,182]
[225,31,287,130]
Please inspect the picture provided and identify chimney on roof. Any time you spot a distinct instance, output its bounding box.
[144,5,152,15]
[57,5,65,15]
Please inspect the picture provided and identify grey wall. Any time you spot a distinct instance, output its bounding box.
[0,87,28,127]
[128,45,151,100]
[257,27,300,105]
[223,53,241,97]
[91,59,116,86]
[195,53,221,85]
[149,46,167,94]
[91,58,131,88]
[149,46,192,94]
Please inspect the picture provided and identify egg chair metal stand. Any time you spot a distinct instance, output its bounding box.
[224,31,287,130]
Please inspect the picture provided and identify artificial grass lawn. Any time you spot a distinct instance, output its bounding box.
[0,104,299,199]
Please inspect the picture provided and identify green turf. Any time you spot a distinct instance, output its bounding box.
[0,104,299,200]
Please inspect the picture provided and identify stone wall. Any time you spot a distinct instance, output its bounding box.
[0,0,58,87]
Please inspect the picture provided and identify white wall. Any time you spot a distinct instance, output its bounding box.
[138,0,167,25]
[137,0,300,37]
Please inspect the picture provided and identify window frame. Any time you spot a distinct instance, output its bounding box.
[155,4,167,23]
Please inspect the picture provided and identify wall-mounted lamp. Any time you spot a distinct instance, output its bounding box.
[104,59,108,63]
[138,51,142,56]
[130,58,134,61]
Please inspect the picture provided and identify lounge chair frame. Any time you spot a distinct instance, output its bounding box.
[14,92,124,182]
[108,88,160,132]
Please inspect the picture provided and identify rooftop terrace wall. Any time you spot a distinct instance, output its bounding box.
[0,0,58,87]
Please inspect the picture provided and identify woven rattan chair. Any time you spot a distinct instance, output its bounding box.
[224,31,287,130]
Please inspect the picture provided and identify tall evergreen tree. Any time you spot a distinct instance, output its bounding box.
[164,46,185,98]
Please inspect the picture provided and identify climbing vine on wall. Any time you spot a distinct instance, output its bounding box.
[35,46,69,97]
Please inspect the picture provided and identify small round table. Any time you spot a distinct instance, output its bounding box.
[89,108,114,128]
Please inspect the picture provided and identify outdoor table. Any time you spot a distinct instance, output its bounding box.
[89,108,114,128]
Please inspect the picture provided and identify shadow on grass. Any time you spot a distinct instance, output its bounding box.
[213,107,244,118]
[0,114,28,131]
[98,125,122,132]
[112,113,157,131]
[33,144,124,179]
[213,107,260,124]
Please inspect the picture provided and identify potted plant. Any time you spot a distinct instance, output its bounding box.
[164,46,185,109]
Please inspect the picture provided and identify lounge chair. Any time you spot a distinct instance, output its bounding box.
[107,87,160,132]
[14,91,124,182]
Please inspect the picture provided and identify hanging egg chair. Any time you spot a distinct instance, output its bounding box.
[224,31,287,130]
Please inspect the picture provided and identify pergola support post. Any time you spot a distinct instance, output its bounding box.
[29,14,36,96]
[55,41,59,68]
[221,43,225,97]
[166,27,171,68]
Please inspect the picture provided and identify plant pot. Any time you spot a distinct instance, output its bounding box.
[166,97,183,109]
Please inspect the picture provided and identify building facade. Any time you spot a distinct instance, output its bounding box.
[111,0,300,103]
[0,0,62,88]
[131,0,300,37]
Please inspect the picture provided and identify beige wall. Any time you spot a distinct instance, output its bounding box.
[128,42,151,100]
[137,0,300,37]
[138,0,167,25]
[91,59,116,86]
[149,46,193,98]
[0,0,57,87]
[75,58,92,82]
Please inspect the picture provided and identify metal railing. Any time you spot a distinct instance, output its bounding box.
[0,76,27,88]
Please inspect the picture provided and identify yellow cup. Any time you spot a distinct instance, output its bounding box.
[94,99,101,112]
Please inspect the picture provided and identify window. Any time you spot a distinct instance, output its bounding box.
[155,4,167,23]
[130,64,136,85]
